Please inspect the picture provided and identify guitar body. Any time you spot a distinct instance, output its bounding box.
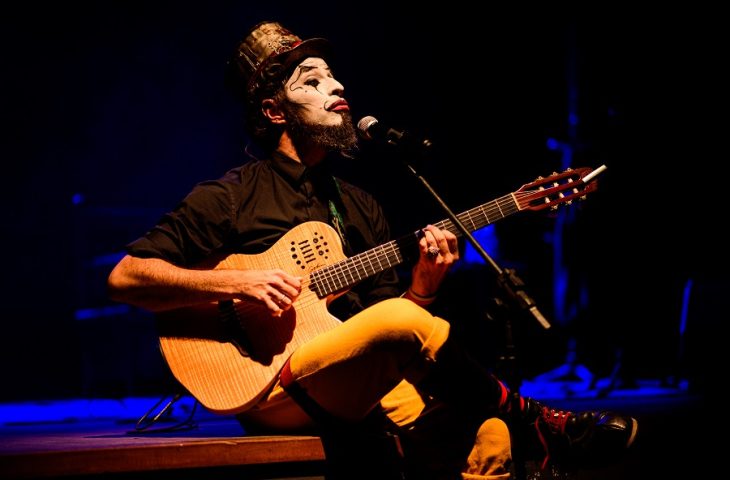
[156,221,344,415]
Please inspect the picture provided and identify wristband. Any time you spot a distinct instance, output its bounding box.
[403,287,437,306]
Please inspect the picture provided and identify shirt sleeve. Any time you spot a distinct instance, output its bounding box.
[126,180,234,266]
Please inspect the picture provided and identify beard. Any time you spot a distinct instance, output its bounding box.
[281,100,358,154]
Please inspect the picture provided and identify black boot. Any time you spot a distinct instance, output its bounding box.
[520,397,638,469]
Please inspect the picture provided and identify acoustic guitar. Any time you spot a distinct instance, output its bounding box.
[155,166,603,414]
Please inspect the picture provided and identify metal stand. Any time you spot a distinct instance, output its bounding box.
[129,393,198,434]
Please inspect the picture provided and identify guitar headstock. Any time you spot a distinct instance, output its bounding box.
[515,166,605,211]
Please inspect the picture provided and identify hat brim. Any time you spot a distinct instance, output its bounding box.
[278,37,332,72]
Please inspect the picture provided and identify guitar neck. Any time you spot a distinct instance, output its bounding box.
[310,193,519,297]
[432,192,519,239]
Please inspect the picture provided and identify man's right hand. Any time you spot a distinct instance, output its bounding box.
[233,269,302,316]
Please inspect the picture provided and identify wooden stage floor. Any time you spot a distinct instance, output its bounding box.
[0,384,709,480]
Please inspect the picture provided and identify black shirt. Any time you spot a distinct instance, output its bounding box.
[127,151,401,319]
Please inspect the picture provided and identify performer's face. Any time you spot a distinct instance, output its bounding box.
[283,57,349,128]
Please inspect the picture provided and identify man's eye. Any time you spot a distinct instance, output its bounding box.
[304,79,319,87]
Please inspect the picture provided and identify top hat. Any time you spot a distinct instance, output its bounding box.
[227,21,331,99]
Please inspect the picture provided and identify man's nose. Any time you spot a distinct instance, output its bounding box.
[328,78,344,97]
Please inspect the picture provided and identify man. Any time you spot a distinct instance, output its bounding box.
[107,21,637,479]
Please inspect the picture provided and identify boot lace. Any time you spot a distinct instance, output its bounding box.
[535,407,573,469]
[540,407,572,434]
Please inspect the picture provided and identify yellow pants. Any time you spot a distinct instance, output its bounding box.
[239,298,512,479]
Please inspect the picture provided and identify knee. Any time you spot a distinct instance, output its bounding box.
[369,297,443,333]
[366,298,450,358]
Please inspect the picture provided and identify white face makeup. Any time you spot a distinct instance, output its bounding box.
[283,57,349,127]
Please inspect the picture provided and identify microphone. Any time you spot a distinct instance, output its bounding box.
[356,116,433,152]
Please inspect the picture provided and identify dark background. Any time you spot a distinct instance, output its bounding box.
[1,2,726,402]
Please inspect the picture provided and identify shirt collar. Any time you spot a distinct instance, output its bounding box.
[270,150,308,185]
[270,150,333,186]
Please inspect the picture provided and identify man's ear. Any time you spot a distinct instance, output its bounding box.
[262,99,286,125]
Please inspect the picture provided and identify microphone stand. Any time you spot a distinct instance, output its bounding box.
[398,154,551,480]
